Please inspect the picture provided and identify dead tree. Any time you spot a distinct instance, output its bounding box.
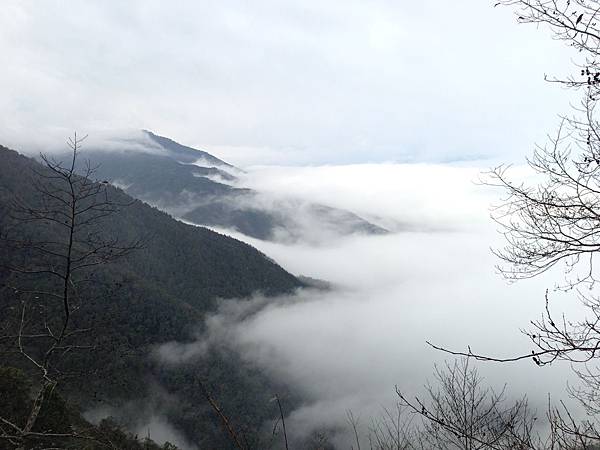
[0,133,142,448]
[488,4,600,288]
[486,110,600,288]
[422,1,600,447]
[361,404,418,450]
[426,0,600,363]
[397,359,539,450]
[496,1,600,79]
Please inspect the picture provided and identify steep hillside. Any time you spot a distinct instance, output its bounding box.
[58,130,387,242]
[143,130,233,167]
[0,145,303,448]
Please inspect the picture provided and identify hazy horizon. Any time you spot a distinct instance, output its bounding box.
[1,0,577,166]
[1,1,593,449]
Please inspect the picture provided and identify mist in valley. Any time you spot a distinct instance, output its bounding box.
[159,163,581,447]
[3,1,599,448]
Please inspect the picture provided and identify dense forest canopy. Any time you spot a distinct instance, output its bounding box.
[0,145,304,449]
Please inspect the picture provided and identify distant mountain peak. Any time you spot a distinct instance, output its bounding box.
[142,130,233,168]
[52,130,387,244]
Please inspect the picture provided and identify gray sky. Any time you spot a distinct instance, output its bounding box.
[2,0,575,166]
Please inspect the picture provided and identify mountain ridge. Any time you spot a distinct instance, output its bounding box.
[66,130,388,243]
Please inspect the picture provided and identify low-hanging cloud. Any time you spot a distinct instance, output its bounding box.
[15,128,167,156]
[84,391,199,450]
[156,162,583,447]
[235,163,492,232]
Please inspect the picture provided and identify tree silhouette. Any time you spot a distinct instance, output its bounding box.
[0,133,142,449]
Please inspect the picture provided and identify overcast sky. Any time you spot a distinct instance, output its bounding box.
[2,0,576,166]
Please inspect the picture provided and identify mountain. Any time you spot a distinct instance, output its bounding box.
[62,130,387,243]
[141,130,234,167]
[0,145,305,448]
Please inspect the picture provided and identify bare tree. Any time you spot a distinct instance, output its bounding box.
[200,382,249,450]
[480,1,600,287]
[0,133,142,449]
[497,1,600,74]
[422,0,600,363]
[486,2,600,288]
[397,359,539,450]
[419,1,600,448]
[486,110,600,289]
[274,393,290,450]
[362,404,419,450]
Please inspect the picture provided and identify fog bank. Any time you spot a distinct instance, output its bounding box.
[158,163,582,446]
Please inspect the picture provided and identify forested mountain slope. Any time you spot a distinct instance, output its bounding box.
[0,145,303,448]
[61,130,387,242]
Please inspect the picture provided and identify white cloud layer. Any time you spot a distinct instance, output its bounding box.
[158,162,584,446]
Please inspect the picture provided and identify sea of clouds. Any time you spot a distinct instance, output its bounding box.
[157,162,582,448]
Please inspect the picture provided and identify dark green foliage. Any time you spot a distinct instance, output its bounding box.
[183,196,281,241]
[0,367,179,449]
[0,145,301,303]
[183,195,389,241]
[0,145,303,448]
[0,367,70,449]
[0,367,31,432]
[77,149,235,208]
